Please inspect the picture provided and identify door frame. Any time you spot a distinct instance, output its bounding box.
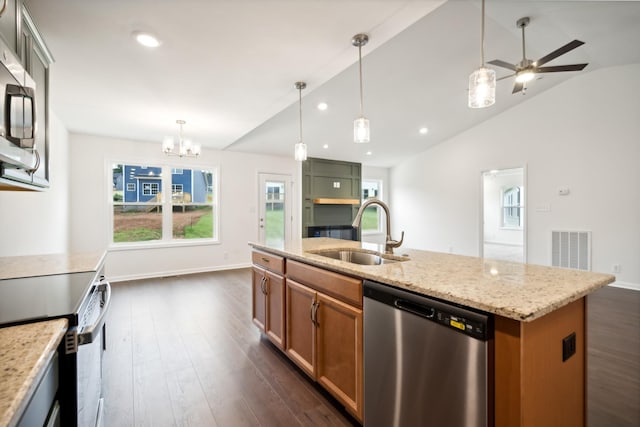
[258,172,293,244]
[479,165,527,263]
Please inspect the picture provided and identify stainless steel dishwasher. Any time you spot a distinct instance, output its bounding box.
[364,280,492,427]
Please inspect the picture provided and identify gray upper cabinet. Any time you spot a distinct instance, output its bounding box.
[0,0,17,51]
[18,3,52,188]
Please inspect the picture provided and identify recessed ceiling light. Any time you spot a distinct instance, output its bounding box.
[366,151,372,156]
[419,127,429,135]
[323,144,329,149]
[134,32,161,48]
[317,102,328,111]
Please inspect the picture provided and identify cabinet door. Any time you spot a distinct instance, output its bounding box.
[316,292,363,420]
[264,270,285,350]
[285,279,316,378]
[251,266,267,332]
[0,0,16,51]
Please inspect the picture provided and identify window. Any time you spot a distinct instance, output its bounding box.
[142,182,159,196]
[361,180,382,233]
[502,186,523,228]
[111,163,218,244]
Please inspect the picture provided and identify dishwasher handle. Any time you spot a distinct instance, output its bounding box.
[394,299,435,319]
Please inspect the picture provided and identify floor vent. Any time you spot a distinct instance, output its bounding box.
[551,230,591,271]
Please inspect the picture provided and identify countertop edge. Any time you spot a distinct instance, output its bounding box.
[249,240,615,322]
[1,319,68,427]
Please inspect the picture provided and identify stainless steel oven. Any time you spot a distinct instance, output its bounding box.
[0,269,111,427]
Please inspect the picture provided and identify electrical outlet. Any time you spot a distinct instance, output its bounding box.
[562,332,576,362]
[612,264,621,274]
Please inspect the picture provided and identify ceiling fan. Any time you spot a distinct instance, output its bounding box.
[488,17,588,94]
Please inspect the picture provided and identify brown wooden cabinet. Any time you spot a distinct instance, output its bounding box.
[285,259,363,421]
[251,251,286,350]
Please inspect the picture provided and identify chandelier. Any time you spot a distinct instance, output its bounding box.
[162,120,201,157]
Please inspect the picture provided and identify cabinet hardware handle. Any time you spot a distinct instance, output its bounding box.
[309,301,315,324]
[261,257,270,263]
[313,302,319,326]
[260,276,267,294]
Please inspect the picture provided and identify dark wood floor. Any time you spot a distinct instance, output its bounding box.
[103,269,357,426]
[104,269,640,426]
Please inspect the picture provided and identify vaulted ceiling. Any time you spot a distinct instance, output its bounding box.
[26,0,640,167]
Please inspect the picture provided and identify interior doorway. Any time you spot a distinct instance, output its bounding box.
[258,173,292,247]
[481,167,526,263]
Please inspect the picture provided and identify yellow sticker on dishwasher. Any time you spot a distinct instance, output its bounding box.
[450,320,465,330]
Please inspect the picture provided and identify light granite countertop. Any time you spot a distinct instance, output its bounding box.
[249,238,615,322]
[0,319,68,427]
[0,252,106,280]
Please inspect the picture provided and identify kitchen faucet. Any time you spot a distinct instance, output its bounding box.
[352,198,404,254]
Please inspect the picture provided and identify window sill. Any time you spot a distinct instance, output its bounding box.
[109,239,220,252]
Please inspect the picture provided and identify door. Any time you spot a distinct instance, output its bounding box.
[265,270,285,350]
[480,167,526,263]
[285,279,316,378]
[259,173,292,246]
[316,292,363,419]
[251,266,267,331]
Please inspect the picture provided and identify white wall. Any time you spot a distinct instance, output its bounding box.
[68,133,300,281]
[390,64,640,289]
[0,113,70,256]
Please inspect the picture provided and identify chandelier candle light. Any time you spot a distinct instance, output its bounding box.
[352,33,370,143]
[294,81,307,161]
[162,119,201,157]
[468,0,496,108]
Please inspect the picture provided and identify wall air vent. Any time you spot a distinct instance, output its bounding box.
[551,230,591,271]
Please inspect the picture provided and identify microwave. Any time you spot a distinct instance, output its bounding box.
[0,38,45,188]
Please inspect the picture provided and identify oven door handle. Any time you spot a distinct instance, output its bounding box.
[78,280,112,346]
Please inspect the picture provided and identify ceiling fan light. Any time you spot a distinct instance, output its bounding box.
[515,70,535,83]
[354,117,370,143]
[468,67,496,108]
[294,141,307,161]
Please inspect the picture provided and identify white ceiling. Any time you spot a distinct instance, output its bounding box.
[25,0,640,167]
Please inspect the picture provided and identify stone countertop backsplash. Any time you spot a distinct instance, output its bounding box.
[0,252,106,280]
[249,238,615,322]
[0,319,68,427]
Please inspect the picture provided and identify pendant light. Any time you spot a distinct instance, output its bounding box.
[468,0,496,108]
[294,81,307,161]
[352,33,370,143]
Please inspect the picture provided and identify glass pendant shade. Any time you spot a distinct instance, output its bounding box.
[354,117,370,143]
[162,136,175,153]
[162,120,200,157]
[468,67,496,108]
[294,141,307,161]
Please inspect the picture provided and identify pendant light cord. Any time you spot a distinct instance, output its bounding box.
[298,86,303,142]
[480,0,486,66]
[358,44,364,116]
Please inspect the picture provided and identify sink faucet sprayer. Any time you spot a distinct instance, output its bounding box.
[352,198,404,254]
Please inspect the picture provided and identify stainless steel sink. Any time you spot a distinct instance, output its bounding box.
[310,249,408,265]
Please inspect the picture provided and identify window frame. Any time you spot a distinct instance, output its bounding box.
[109,160,220,249]
[361,179,383,235]
[501,186,523,229]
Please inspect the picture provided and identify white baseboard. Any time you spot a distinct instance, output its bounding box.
[108,262,251,283]
[609,281,640,291]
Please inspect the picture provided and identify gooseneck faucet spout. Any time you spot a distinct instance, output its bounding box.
[352,198,404,254]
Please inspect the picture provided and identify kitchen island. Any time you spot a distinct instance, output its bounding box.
[249,238,615,426]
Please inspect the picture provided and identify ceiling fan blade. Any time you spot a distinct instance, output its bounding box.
[536,63,588,73]
[512,81,524,94]
[535,40,585,67]
[487,59,517,71]
[497,74,515,81]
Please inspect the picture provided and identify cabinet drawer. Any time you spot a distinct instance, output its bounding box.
[252,250,285,274]
[287,260,362,307]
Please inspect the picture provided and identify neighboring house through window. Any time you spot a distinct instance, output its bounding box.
[111,163,218,244]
